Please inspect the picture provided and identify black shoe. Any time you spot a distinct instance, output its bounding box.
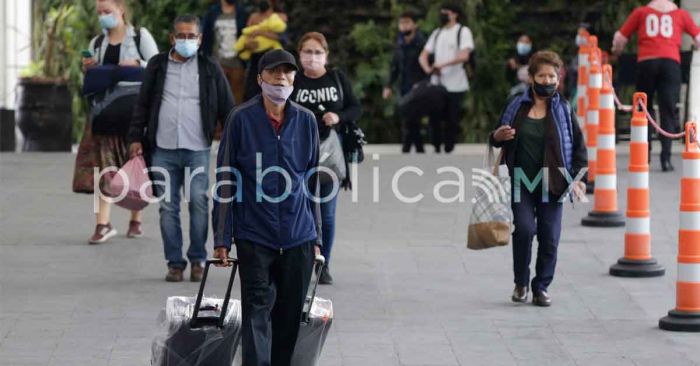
[416,145,425,154]
[661,159,674,172]
[511,285,528,303]
[434,146,441,154]
[532,290,552,307]
[319,266,333,285]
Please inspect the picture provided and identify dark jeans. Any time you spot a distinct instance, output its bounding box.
[151,147,210,269]
[636,58,681,162]
[511,185,563,293]
[236,240,314,366]
[319,182,338,264]
[429,91,465,153]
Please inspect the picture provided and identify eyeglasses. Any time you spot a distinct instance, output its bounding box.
[174,33,200,40]
[301,49,326,56]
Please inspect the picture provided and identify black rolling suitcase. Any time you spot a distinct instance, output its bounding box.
[291,255,334,366]
[152,258,242,366]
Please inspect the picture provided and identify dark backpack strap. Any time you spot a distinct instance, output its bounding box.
[133,26,145,61]
[332,69,344,105]
[94,34,105,64]
[432,28,442,54]
[457,25,462,49]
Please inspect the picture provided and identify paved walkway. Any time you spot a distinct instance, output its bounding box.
[1,145,698,366]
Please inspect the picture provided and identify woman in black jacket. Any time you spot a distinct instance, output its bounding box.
[291,32,362,285]
[490,51,587,307]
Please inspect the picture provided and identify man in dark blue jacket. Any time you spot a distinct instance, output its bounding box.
[212,49,322,366]
[383,10,428,153]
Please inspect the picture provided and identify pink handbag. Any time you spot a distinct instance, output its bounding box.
[109,156,153,211]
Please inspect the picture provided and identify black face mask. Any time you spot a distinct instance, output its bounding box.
[224,0,236,4]
[259,1,271,12]
[401,30,414,37]
[532,81,557,98]
[439,13,450,25]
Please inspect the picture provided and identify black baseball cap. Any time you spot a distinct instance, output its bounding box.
[258,49,299,73]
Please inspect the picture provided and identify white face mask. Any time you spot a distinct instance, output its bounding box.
[300,53,326,72]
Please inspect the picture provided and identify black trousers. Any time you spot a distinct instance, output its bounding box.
[429,91,465,153]
[511,185,563,293]
[236,240,314,366]
[635,58,682,162]
[401,109,424,153]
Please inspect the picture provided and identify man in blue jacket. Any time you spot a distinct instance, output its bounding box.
[212,49,322,366]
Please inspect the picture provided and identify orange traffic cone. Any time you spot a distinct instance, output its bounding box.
[659,121,700,332]
[576,35,590,130]
[582,64,624,227]
[610,93,664,277]
[585,36,601,194]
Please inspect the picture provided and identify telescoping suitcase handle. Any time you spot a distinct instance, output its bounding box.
[190,258,238,329]
[302,255,326,323]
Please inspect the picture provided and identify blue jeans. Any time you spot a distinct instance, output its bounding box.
[511,185,563,293]
[151,147,210,269]
[319,182,339,265]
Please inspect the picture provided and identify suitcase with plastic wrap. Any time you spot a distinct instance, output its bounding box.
[151,258,242,366]
[291,255,334,366]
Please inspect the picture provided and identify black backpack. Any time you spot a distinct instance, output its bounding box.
[83,65,144,136]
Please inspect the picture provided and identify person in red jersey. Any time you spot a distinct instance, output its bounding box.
[612,0,700,172]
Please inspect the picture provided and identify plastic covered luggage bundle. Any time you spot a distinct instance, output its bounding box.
[290,256,333,366]
[151,259,242,366]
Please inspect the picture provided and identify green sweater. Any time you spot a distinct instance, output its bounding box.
[515,116,546,185]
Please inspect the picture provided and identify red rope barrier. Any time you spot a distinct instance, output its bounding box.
[604,72,688,140]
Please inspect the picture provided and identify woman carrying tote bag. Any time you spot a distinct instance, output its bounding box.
[489,51,587,307]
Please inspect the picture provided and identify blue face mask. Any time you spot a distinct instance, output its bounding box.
[175,39,199,58]
[99,13,119,30]
[516,42,532,56]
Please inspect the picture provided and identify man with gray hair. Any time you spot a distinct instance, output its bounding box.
[128,14,235,282]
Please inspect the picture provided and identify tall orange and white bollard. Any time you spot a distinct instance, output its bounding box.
[610,93,664,277]
[576,34,590,130]
[585,37,601,194]
[659,121,700,332]
[582,65,624,227]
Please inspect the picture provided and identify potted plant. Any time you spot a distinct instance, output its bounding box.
[16,2,78,151]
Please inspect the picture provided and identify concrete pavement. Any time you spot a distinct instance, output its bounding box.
[1,145,698,366]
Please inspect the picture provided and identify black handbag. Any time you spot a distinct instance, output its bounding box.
[331,70,366,163]
[399,79,448,118]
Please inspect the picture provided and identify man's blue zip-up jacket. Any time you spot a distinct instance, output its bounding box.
[213,95,322,251]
